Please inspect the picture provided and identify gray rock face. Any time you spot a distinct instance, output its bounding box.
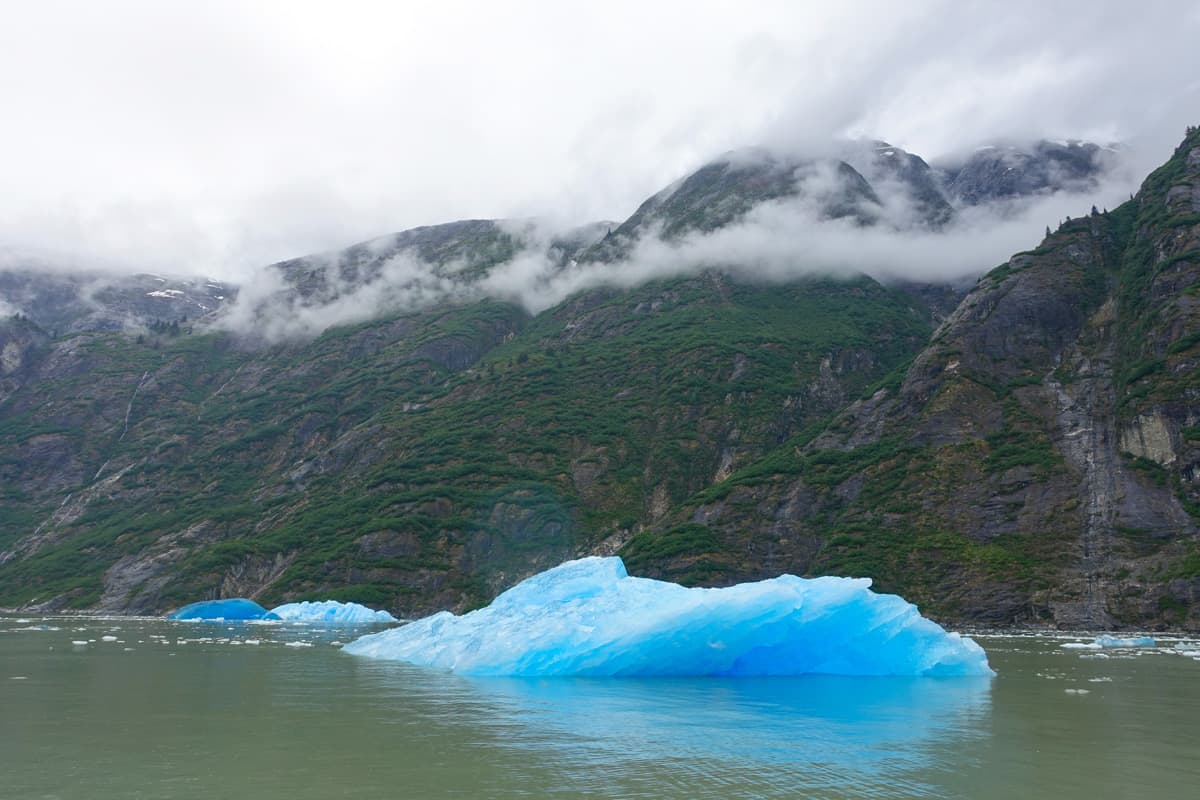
[936,140,1114,206]
[841,141,955,227]
[0,316,50,405]
[581,150,883,263]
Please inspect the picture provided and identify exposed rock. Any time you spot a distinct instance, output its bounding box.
[1120,412,1178,465]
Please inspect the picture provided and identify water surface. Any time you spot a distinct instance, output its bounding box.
[2,617,1196,799]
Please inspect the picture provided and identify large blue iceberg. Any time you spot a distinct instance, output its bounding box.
[167,598,281,621]
[270,600,398,624]
[343,557,994,677]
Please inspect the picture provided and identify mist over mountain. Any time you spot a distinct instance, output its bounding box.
[3,125,1196,630]
[189,136,1128,343]
[0,136,1132,344]
[0,270,234,336]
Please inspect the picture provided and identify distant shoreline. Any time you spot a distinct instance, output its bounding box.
[3,608,1197,636]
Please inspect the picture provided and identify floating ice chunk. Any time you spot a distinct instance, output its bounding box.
[343,557,994,677]
[269,600,397,624]
[1061,642,1102,650]
[1094,635,1156,649]
[101,635,118,642]
[1064,688,1090,695]
[166,599,281,622]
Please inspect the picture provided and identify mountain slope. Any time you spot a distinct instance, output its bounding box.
[0,270,233,335]
[0,271,931,614]
[661,128,1200,628]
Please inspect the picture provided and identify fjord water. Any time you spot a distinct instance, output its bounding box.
[2,618,1196,799]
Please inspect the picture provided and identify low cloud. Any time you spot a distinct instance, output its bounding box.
[212,154,1141,341]
[0,2,1195,282]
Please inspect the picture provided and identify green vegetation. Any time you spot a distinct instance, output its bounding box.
[620,524,720,573]
[0,271,931,612]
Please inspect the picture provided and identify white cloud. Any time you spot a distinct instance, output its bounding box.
[212,156,1141,341]
[0,0,1195,280]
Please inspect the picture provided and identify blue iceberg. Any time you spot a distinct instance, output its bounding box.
[343,557,994,677]
[1095,635,1156,648]
[270,600,398,624]
[167,598,281,621]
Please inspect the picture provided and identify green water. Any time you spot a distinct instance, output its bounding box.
[2,617,1197,799]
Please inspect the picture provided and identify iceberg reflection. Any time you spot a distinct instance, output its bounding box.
[354,663,992,798]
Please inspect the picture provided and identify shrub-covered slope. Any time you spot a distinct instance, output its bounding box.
[658,129,1200,629]
[0,271,929,614]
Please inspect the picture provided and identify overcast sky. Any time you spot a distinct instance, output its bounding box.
[1,0,1197,279]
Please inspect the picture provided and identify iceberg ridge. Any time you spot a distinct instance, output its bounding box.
[343,557,994,677]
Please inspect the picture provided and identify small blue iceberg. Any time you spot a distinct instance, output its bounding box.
[343,557,994,677]
[167,598,281,621]
[269,600,397,624]
[1095,635,1156,648]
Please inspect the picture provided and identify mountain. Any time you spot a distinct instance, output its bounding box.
[936,139,1117,206]
[0,137,1110,336]
[1,129,1191,631]
[658,128,1200,629]
[0,269,233,335]
[839,141,955,227]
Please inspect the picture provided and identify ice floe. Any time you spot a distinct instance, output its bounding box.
[269,600,396,624]
[1094,635,1156,649]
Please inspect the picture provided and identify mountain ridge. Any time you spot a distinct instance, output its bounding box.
[1,136,1116,339]
[1,129,1191,631]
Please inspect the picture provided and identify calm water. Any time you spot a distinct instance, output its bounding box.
[2,617,1198,799]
